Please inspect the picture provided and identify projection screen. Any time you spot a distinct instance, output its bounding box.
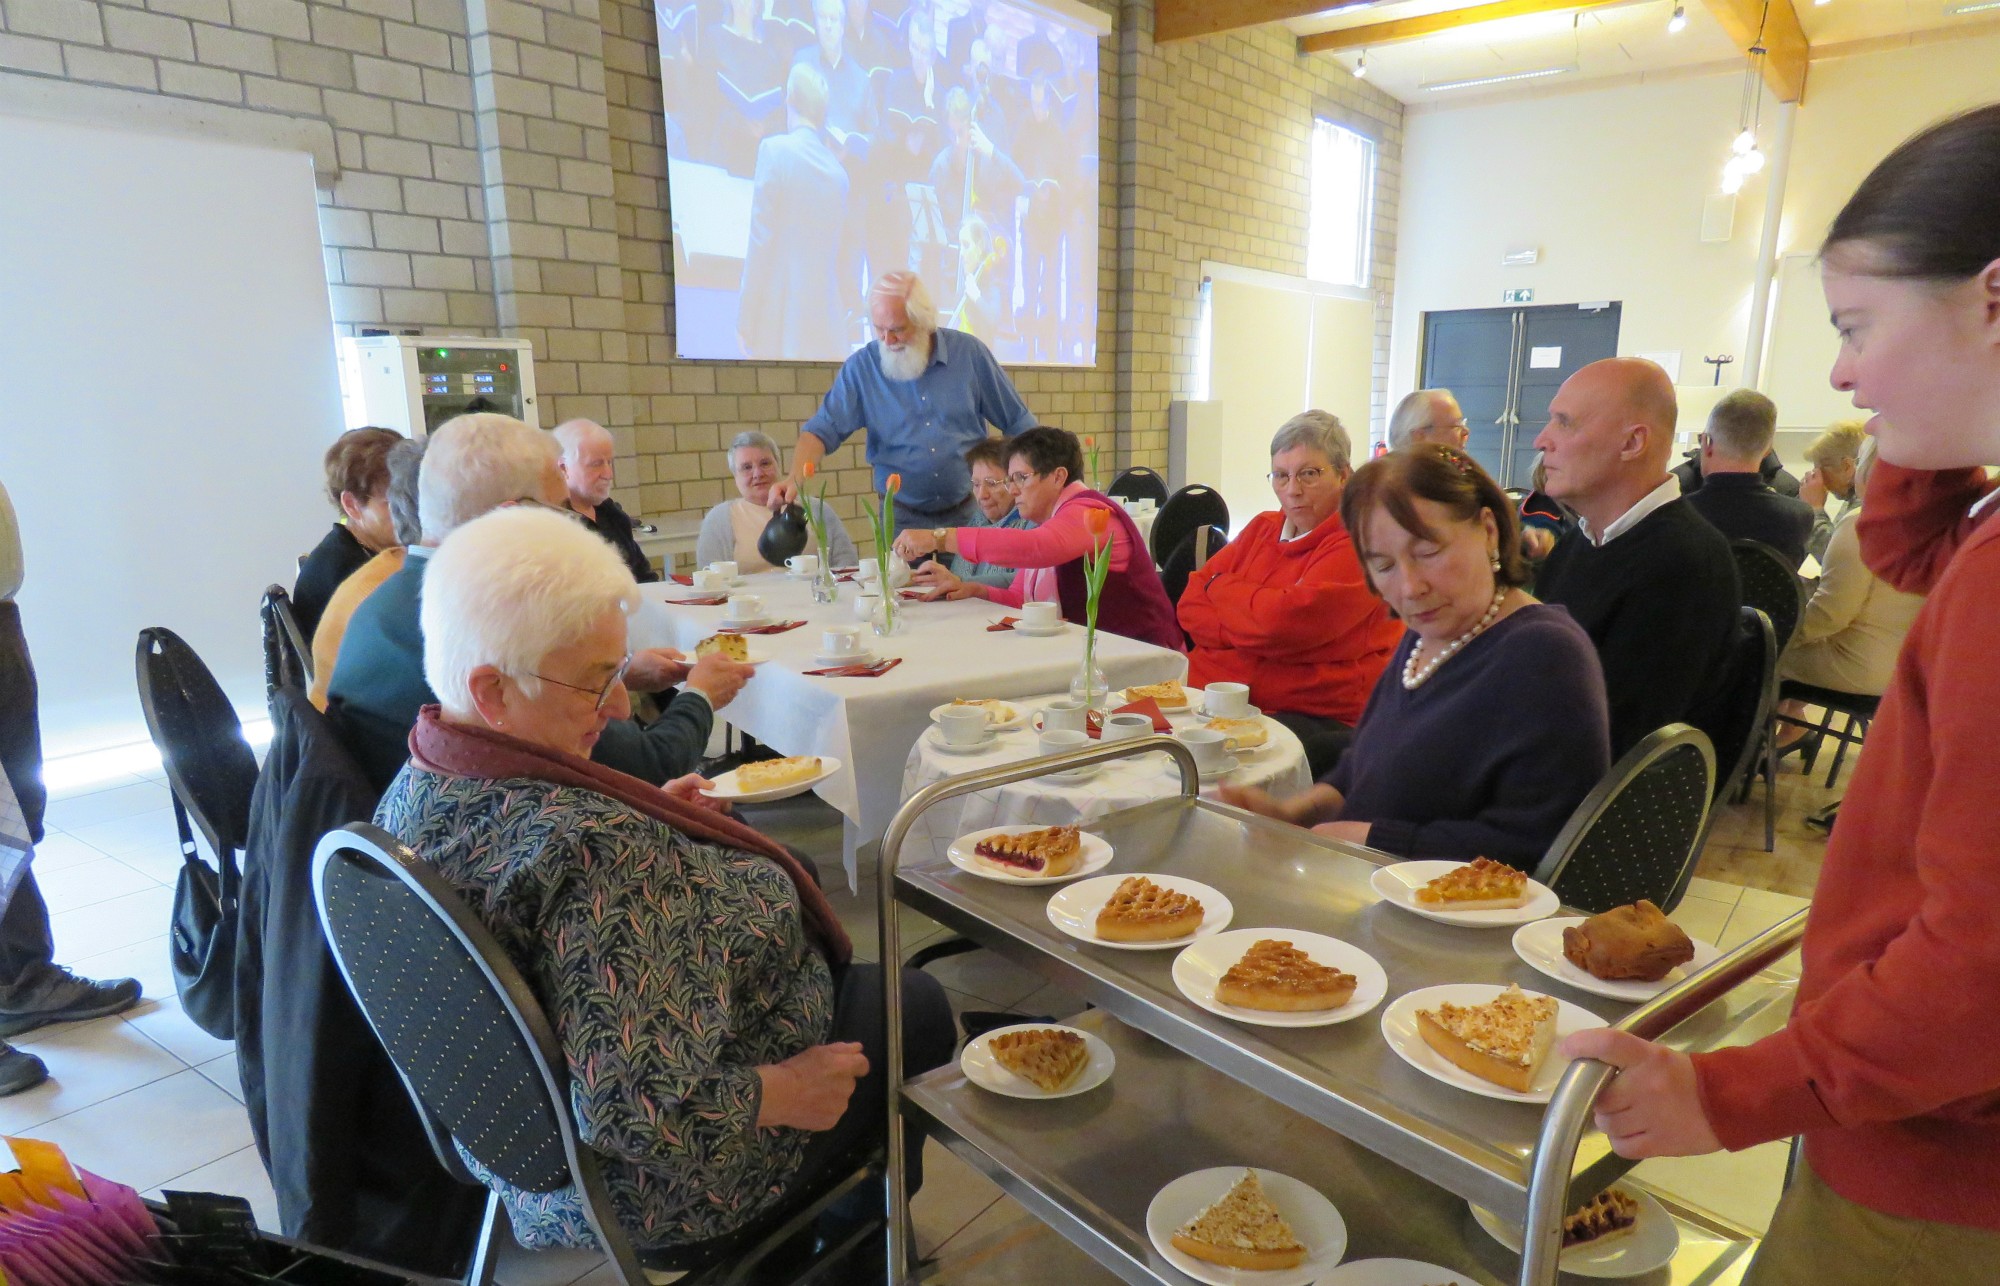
[658,0,1108,365]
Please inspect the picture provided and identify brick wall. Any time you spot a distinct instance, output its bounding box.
[3,0,1400,541]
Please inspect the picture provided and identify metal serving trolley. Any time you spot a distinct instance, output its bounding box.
[876,736,1807,1285]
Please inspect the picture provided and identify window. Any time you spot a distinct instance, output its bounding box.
[1306,118,1375,289]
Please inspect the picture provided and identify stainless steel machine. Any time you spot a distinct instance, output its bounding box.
[338,335,539,435]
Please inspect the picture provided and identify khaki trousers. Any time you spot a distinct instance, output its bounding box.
[1745,1159,2000,1286]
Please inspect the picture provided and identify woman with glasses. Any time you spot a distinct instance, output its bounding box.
[894,425,1184,650]
[949,436,1038,589]
[1177,412,1406,778]
[376,505,954,1260]
[695,429,857,573]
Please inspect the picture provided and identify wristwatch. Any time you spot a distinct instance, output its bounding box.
[934,526,950,551]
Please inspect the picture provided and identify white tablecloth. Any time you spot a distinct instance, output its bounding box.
[896,695,1314,865]
[630,572,1187,881]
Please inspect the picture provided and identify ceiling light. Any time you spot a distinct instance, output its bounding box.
[1668,3,1687,32]
[1945,0,2000,13]
[1420,64,1577,93]
[1353,50,1368,79]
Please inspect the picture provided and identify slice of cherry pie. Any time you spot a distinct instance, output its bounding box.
[972,825,1083,877]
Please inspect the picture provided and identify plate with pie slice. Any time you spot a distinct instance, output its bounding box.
[1513,917,1722,1003]
[699,755,842,804]
[929,699,1026,729]
[960,1022,1114,1099]
[1468,1185,1680,1278]
[1369,859,1560,927]
[1145,1167,1345,1286]
[1171,928,1388,1028]
[1380,983,1608,1104]
[948,825,1114,884]
[1045,873,1233,950]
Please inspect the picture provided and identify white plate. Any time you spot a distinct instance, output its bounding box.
[1046,874,1233,950]
[927,727,1002,756]
[1189,755,1241,780]
[1145,1167,1346,1286]
[1379,983,1608,1104]
[699,755,842,804]
[1369,861,1560,927]
[1171,928,1388,1028]
[1468,1186,1681,1278]
[1011,619,1068,636]
[1512,918,1723,1003]
[1190,716,1278,755]
[1314,1259,1479,1286]
[812,650,877,667]
[959,1022,1115,1099]
[719,614,772,630]
[1115,687,1194,713]
[929,700,1025,729]
[949,826,1115,884]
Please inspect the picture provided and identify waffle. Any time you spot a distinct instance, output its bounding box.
[1415,984,1558,1092]
[1095,876,1204,943]
[1562,1188,1642,1248]
[1413,857,1532,912]
[988,1028,1090,1093]
[695,633,748,661]
[1203,717,1268,751]
[1170,1170,1306,1271]
[1123,679,1189,709]
[973,825,1082,877]
[732,756,822,793]
[1215,939,1358,1012]
[950,698,1018,725]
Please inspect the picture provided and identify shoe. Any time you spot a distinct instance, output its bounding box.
[0,1044,48,1097]
[0,968,143,1038]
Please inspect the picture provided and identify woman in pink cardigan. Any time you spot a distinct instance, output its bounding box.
[895,427,1184,651]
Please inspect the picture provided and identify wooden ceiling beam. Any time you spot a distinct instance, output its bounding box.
[1155,0,1377,44]
[1700,0,1809,103]
[1297,0,1627,56]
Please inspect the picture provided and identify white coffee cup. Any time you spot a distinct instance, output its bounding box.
[725,593,763,622]
[1039,727,1089,759]
[1133,497,1157,515]
[939,706,990,747]
[691,568,725,591]
[821,625,861,656]
[1203,681,1251,718]
[1178,727,1229,771]
[1040,699,1088,733]
[1021,600,1060,630]
[708,560,738,581]
[1101,712,1152,742]
[786,554,819,577]
[854,592,883,622]
[858,556,881,586]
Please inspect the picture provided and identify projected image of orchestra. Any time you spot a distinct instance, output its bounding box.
[656,0,1100,365]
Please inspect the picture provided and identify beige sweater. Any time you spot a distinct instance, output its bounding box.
[1779,511,1926,696]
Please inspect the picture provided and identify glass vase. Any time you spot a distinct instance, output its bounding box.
[872,601,907,636]
[812,563,838,604]
[1069,632,1108,707]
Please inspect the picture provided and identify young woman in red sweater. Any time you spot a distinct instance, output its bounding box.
[1562,104,2000,1282]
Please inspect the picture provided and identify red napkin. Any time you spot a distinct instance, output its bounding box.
[1084,697,1171,738]
[802,657,904,678]
[719,619,807,635]
[987,616,1019,632]
[669,573,693,585]
[667,594,730,607]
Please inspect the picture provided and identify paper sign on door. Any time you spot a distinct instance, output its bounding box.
[1529,346,1563,369]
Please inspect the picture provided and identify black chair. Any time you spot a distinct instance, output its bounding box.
[1696,607,1781,854]
[313,823,880,1286]
[1160,524,1230,608]
[1776,680,1878,788]
[1105,466,1169,506]
[1731,540,1807,650]
[260,584,313,696]
[135,627,262,1038]
[1532,724,1716,914]
[1151,484,1229,566]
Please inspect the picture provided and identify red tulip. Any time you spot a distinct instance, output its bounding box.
[1085,506,1111,537]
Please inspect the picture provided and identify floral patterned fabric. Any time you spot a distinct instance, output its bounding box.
[375,766,835,1250]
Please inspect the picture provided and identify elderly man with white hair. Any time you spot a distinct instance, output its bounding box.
[327,413,750,790]
[376,505,954,1258]
[1387,388,1470,452]
[553,418,656,583]
[773,270,1036,538]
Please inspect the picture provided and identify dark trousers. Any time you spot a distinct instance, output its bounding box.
[0,602,54,996]
[1268,709,1356,783]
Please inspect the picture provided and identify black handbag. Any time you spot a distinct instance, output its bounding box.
[169,794,238,1040]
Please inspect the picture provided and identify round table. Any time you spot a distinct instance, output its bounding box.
[899,694,1315,862]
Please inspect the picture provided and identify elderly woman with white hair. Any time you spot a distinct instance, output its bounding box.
[695,429,856,572]
[1800,419,1868,564]
[1177,411,1405,777]
[376,505,953,1257]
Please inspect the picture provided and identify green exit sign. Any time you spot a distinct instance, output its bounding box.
[1503,288,1535,304]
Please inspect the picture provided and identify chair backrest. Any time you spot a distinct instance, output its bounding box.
[259,584,313,697]
[1532,724,1716,914]
[1105,466,1169,506]
[1160,524,1229,607]
[1731,539,1806,649]
[1152,484,1231,565]
[312,823,646,1282]
[1698,607,1779,807]
[134,627,261,859]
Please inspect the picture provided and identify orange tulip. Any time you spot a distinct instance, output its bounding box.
[801,459,817,479]
[1084,435,1095,447]
[1085,506,1111,537]
[886,472,902,494]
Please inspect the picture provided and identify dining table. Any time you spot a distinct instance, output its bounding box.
[629,570,1188,884]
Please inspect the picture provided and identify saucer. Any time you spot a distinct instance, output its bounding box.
[1013,621,1067,637]
[813,649,877,667]
[720,615,771,630]
[1188,755,1241,779]
[929,727,1000,755]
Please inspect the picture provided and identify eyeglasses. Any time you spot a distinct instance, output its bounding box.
[530,652,633,710]
[1005,470,1043,488]
[1267,466,1334,488]
[971,477,1012,493]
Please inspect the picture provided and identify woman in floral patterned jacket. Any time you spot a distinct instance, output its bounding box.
[374,504,954,1253]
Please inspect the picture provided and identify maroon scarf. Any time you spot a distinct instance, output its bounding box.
[409,707,851,965]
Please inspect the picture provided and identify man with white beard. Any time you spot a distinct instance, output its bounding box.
[775,271,1036,538]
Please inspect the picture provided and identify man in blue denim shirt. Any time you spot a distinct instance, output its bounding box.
[774,271,1035,537]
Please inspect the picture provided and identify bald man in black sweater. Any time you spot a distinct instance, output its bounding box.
[1532,359,1741,757]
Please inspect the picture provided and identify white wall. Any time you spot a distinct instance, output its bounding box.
[0,114,342,756]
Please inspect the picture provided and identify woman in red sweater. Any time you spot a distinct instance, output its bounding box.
[1562,105,2000,1283]
[1177,411,1404,777]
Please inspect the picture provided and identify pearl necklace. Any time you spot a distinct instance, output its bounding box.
[1402,587,1510,690]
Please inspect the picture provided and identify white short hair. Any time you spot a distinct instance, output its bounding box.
[871,271,937,333]
[418,413,560,541]
[1269,410,1351,471]
[552,417,612,462]
[1387,389,1457,451]
[421,506,639,717]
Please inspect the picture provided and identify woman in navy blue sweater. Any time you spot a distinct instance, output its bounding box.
[1221,445,1611,872]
